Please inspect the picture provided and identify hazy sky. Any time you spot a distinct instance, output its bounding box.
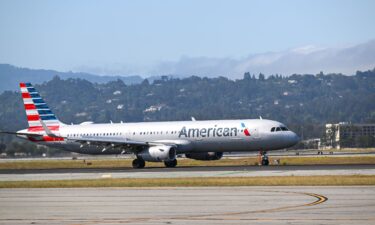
[0,0,374,77]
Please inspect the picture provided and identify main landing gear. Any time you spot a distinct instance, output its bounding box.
[132,158,178,169]
[164,159,177,168]
[132,158,145,169]
[259,151,269,166]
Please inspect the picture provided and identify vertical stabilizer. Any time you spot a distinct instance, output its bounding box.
[19,83,63,131]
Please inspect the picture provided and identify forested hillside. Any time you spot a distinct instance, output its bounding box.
[0,69,374,155]
[0,64,143,92]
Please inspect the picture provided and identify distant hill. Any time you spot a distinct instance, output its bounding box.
[0,64,143,92]
[1,69,374,156]
[0,69,374,141]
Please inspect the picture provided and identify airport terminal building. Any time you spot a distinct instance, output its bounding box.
[325,122,375,149]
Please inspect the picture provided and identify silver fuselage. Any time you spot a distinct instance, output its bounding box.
[20,119,299,154]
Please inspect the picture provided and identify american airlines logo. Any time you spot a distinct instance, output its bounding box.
[179,126,238,138]
[178,123,250,138]
[241,122,251,136]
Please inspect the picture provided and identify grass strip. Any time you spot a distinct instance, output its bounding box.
[277,156,375,165]
[1,156,375,170]
[1,175,374,188]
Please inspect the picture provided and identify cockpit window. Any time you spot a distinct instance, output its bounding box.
[271,126,289,132]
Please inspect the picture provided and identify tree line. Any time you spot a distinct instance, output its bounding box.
[0,69,374,156]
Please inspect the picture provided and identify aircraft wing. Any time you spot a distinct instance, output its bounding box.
[11,120,190,153]
[67,136,149,147]
[65,136,187,153]
[38,119,149,151]
[64,136,191,153]
[66,136,187,148]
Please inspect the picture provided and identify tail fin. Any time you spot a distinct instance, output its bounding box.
[20,83,64,131]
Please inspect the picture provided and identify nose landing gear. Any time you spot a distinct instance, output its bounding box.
[259,151,269,166]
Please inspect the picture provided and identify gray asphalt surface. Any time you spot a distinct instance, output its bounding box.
[0,186,374,225]
[1,164,375,181]
[1,164,375,174]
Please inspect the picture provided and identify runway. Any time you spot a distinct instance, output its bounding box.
[0,186,374,225]
[1,164,375,181]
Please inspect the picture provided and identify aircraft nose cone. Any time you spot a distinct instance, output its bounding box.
[291,132,300,145]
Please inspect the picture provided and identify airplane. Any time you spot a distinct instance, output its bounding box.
[0,82,300,168]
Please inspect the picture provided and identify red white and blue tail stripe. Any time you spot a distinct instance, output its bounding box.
[20,83,63,131]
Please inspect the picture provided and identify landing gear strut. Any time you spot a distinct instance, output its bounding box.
[164,159,177,168]
[132,158,145,169]
[259,151,269,166]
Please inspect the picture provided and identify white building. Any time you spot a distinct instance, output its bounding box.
[325,122,375,149]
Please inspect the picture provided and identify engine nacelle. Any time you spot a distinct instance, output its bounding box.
[185,152,223,161]
[137,145,176,162]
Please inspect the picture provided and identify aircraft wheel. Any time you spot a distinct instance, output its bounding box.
[164,159,177,168]
[132,158,145,169]
[259,151,269,166]
[261,159,269,166]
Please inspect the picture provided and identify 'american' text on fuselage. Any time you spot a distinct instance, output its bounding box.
[178,126,238,138]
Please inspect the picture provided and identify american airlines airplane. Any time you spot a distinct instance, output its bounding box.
[1,83,300,168]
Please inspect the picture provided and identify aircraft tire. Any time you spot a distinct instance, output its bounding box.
[164,159,177,168]
[261,159,269,166]
[132,158,145,169]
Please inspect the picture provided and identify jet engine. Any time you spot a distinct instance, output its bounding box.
[137,145,176,162]
[185,152,223,161]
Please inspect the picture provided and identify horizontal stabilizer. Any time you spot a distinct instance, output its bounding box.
[0,131,43,137]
